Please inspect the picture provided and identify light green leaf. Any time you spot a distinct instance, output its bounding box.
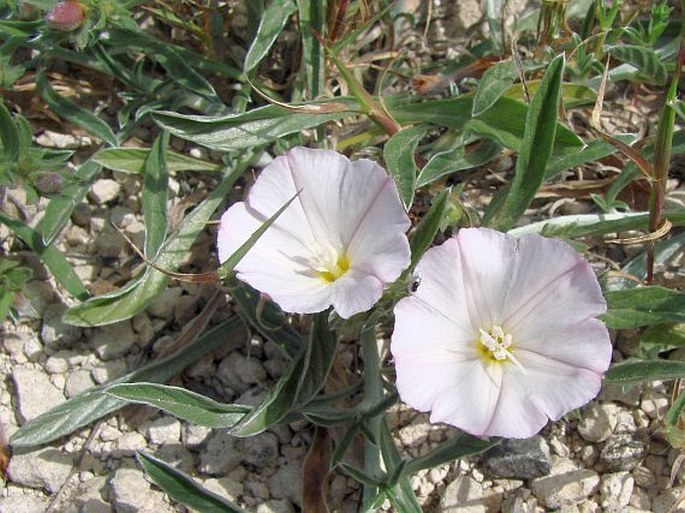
[607,45,668,85]
[417,139,501,187]
[36,69,118,147]
[408,189,448,269]
[153,101,356,151]
[383,124,427,209]
[142,132,169,259]
[404,434,500,475]
[473,59,519,116]
[137,452,247,513]
[244,0,297,73]
[604,359,685,384]
[297,0,325,98]
[107,383,250,428]
[38,160,102,246]
[10,318,244,448]
[92,147,222,174]
[0,212,89,301]
[603,287,685,329]
[63,161,247,327]
[487,53,565,231]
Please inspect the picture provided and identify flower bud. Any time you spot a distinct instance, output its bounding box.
[46,1,86,32]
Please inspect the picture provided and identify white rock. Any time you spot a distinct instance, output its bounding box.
[237,432,279,466]
[112,432,146,458]
[641,391,669,419]
[398,420,432,447]
[218,353,267,392]
[90,322,137,360]
[8,448,73,493]
[146,287,183,319]
[12,365,66,422]
[440,475,502,513]
[91,359,127,384]
[0,494,49,513]
[267,461,303,507]
[199,430,242,475]
[577,402,620,443]
[147,417,181,445]
[600,471,634,509]
[202,476,243,503]
[22,335,43,362]
[452,0,483,30]
[256,499,295,513]
[183,423,211,448]
[45,350,80,374]
[109,468,171,513]
[65,369,95,398]
[530,457,600,509]
[156,444,195,473]
[89,179,121,205]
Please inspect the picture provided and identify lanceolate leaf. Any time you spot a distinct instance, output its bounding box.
[603,287,685,329]
[36,68,118,147]
[244,0,297,73]
[472,59,519,116]
[404,434,500,475]
[137,452,247,513]
[107,383,250,428]
[605,359,685,384]
[607,45,667,85]
[10,318,245,448]
[383,124,427,209]
[417,139,501,187]
[142,131,169,259]
[0,212,89,301]
[486,53,565,231]
[63,161,248,327]
[409,189,449,269]
[153,101,356,151]
[93,147,222,174]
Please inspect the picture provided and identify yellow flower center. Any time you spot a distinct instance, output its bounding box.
[477,325,524,371]
[318,254,350,283]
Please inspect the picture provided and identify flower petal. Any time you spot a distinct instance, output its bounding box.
[328,269,384,319]
[514,351,604,422]
[503,233,606,333]
[515,318,612,374]
[407,239,474,333]
[453,228,518,329]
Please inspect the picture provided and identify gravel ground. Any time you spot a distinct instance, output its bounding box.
[2,1,685,512]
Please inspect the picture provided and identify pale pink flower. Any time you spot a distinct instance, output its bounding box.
[391,228,611,439]
[218,147,411,319]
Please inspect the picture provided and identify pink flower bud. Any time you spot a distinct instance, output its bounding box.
[46,1,86,32]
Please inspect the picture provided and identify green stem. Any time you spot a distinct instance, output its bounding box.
[361,325,383,510]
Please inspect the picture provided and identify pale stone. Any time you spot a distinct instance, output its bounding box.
[8,448,73,493]
[530,457,600,509]
[12,365,66,422]
[89,179,121,205]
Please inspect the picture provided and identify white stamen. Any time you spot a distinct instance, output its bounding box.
[479,326,526,373]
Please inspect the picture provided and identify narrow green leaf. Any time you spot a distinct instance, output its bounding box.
[0,19,43,37]
[409,189,449,269]
[544,134,638,179]
[142,132,169,259]
[487,54,565,231]
[297,0,325,98]
[0,212,89,301]
[137,452,247,513]
[472,59,519,116]
[379,421,422,513]
[10,318,244,448]
[152,101,355,151]
[604,359,685,384]
[244,0,297,73]
[404,434,500,475]
[607,45,668,85]
[389,95,582,155]
[641,324,685,349]
[63,161,248,327]
[38,160,102,246]
[107,383,250,428]
[417,139,502,187]
[294,313,338,406]
[93,147,222,174]
[603,287,685,329]
[229,353,304,437]
[383,125,427,209]
[0,98,20,158]
[36,69,118,147]
[229,284,302,359]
